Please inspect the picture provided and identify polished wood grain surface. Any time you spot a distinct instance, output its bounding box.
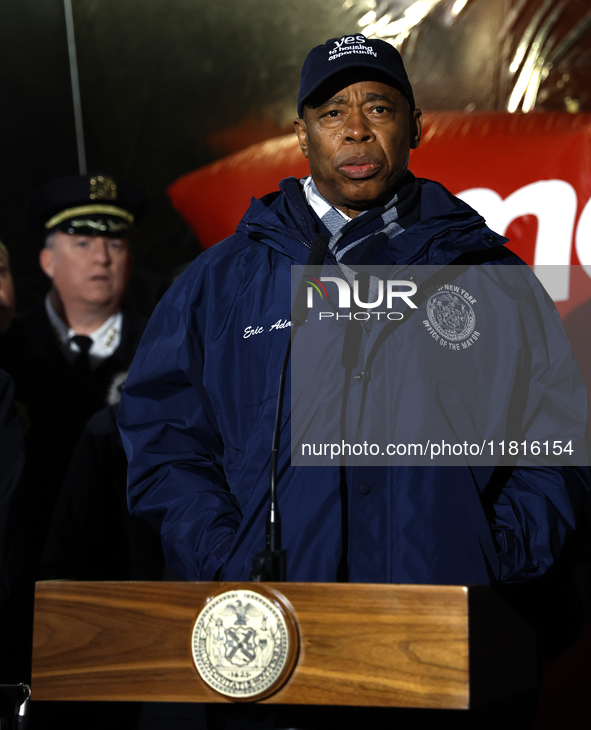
[31,581,534,708]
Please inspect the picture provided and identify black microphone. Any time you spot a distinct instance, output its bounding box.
[250,233,330,581]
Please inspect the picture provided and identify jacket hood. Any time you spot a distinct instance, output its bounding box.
[236,175,508,268]
[236,177,320,265]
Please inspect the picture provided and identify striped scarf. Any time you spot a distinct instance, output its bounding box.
[304,172,421,298]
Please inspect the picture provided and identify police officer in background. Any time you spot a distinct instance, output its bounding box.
[0,172,147,578]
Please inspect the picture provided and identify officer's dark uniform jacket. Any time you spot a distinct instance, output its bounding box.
[0,302,146,571]
[119,176,590,587]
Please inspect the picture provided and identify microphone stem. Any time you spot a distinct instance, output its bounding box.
[268,336,292,549]
[250,233,330,581]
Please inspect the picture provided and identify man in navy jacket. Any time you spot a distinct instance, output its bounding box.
[119,35,589,591]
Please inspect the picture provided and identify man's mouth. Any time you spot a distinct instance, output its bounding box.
[338,159,380,179]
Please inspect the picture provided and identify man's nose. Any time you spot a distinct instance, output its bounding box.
[94,238,112,263]
[344,108,375,142]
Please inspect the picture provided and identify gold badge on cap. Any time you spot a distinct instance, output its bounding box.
[89,175,117,201]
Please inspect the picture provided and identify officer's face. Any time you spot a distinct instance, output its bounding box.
[294,76,422,217]
[39,232,132,311]
[0,249,16,335]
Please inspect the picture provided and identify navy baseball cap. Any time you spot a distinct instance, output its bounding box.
[298,34,415,117]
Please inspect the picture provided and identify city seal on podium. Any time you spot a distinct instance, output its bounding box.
[192,588,298,700]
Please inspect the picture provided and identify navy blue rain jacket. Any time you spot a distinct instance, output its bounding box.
[118,176,590,586]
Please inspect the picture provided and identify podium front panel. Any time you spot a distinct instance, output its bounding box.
[32,581,534,709]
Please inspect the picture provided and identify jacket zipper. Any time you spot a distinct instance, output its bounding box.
[282,185,314,248]
[244,182,314,251]
[245,220,311,250]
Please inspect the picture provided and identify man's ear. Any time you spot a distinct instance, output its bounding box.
[410,108,423,150]
[39,246,55,280]
[294,117,309,159]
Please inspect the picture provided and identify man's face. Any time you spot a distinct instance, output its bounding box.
[39,232,132,311]
[0,250,16,335]
[294,76,422,216]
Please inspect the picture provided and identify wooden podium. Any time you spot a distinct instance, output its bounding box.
[31,581,535,709]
